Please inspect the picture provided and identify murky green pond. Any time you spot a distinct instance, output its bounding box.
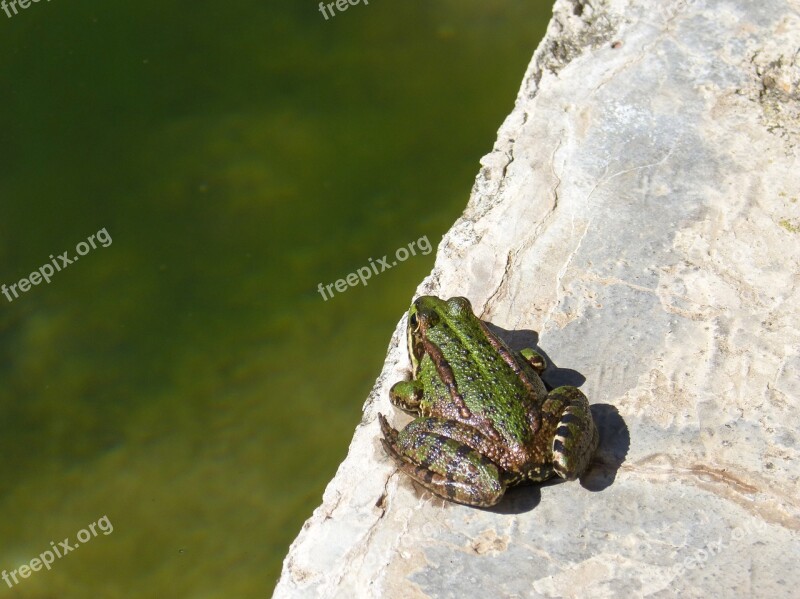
[0,1,550,595]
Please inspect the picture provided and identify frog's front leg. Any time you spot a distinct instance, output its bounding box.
[542,386,599,480]
[389,380,424,415]
[378,414,506,507]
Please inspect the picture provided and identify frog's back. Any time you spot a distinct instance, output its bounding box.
[430,318,545,448]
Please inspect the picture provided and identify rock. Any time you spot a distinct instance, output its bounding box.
[274,0,800,596]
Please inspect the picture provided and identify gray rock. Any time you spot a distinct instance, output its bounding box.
[274,0,800,597]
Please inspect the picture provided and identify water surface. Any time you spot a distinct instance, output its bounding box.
[0,1,551,595]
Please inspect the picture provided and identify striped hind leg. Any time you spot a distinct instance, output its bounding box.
[542,386,599,480]
[378,414,506,507]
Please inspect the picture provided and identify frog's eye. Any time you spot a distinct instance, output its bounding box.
[448,296,473,315]
[409,313,419,330]
[415,309,439,328]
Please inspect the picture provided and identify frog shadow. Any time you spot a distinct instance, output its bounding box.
[482,324,631,515]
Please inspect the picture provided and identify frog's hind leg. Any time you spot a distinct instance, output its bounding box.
[543,387,599,480]
[378,414,506,507]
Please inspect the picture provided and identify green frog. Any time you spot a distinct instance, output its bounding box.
[379,296,598,507]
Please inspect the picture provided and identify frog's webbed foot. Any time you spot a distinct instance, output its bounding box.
[519,348,546,376]
[542,386,599,480]
[378,414,506,507]
[389,381,424,415]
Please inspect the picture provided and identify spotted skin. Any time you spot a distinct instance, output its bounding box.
[379,414,505,505]
[379,296,598,507]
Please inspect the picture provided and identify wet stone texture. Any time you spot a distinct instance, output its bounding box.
[274,0,800,597]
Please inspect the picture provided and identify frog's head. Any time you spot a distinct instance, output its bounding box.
[406,296,476,375]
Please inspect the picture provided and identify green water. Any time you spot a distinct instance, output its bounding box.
[0,1,550,595]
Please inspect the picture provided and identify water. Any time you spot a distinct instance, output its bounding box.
[0,1,551,595]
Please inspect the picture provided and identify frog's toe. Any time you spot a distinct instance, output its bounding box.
[380,434,404,468]
[548,387,599,480]
[520,348,547,376]
[379,415,410,473]
[378,413,399,444]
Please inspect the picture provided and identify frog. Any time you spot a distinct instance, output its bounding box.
[378,296,598,507]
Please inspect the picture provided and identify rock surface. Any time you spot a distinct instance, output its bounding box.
[274,0,800,597]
